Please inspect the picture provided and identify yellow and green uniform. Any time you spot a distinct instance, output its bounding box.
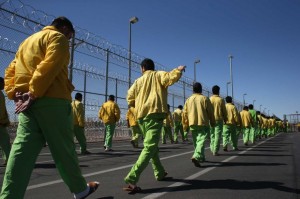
[124,68,182,185]
[209,95,227,153]
[223,102,239,150]
[173,108,184,143]
[162,110,174,144]
[240,110,253,145]
[0,91,11,163]
[126,107,142,147]
[182,93,215,162]
[248,109,257,144]
[72,99,88,153]
[98,100,120,149]
[1,26,87,199]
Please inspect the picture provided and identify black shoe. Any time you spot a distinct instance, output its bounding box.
[81,150,92,155]
[191,158,201,167]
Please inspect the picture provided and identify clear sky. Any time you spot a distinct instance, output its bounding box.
[20,0,300,119]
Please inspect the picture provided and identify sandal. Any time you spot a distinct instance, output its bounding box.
[123,185,142,194]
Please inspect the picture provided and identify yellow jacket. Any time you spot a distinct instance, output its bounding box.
[240,110,253,128]
[210,95,227,122]
[173,108,183,122]
[0,91,10,126]
[5,26,74,101]
[182,93,215,130]
[71,100,85,127]
[98,100,120,124]
[225,103,239,125]
[126,107,138,127]
[164,111,174,127]
[127,69,182,119]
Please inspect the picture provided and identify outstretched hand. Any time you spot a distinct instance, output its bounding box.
[177,65,186,72]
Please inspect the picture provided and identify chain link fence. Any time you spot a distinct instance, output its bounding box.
[0,0,244,142]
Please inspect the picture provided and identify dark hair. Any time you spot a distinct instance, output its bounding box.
[178,105,183,109]
[243,106,248,111]
[248,104,253,109]
[108,95,115,101]
[212,85,220,95]
[0,77,3,83]
[256,111,260,114]
[167,104,170,109]
[141,58,155,71]
[75,92,82,100]
[193,82,202,93]
[225,96,232,103]
[51,16,75,33]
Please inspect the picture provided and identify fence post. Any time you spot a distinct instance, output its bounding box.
[115,78,118,102]
[105,49,109,101]
[69,33,76,82]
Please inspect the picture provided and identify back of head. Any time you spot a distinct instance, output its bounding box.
[243,106,248,111]
[0,77,4,90]
[108,95,115,101]
[178,105,183,110]
[75,92,82,100]
[225,96,232,103]
[193,82,202,93]
[212,85,220,95]
[51,16,75,33]
[248,104,254,109]
[141,58,155,71]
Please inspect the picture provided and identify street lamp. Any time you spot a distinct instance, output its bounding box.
[128,16,139,89]
[193,59,200,82]
[229,54,234,101]
[243,93,247,106]
[253,100,256,107]
[226,81,231,96]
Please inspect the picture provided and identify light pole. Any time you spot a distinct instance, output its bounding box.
[243,93,247,106]
[193,59,200,82]
[253,99,256,107]
[226,81,231,96]
[128,16,139,89]
[260,105,262,112]
[229,54,234,101]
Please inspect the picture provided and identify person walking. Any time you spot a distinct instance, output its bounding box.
[182,82,215,167]
[1,17,99,199]
[72,92,91,155]
[126,106,142,148]
[98,95,120,151]
[0,77,11,166]
[161,104,174,144]
[209,85,227,155]
[240,106,253,146]
[173,105,184,143]
[223,96,240,151]
[123,58,185,193]
[248,104,257,144]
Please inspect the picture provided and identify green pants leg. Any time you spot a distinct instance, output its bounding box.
[190,126,208,162]
[0,126,11,162]
[210,126,215,153]
[131,125,142,146]
[228,125,238,149]
[104,124,116,148]
[74,125,87,153]
[124,117,165,185]
[250,126,256,143]
[173,122,184,142]
[243,127,250,144]
[0,98,86,199]
[211,120,222,152]
[162,126,173,144]
[222,124,231,149]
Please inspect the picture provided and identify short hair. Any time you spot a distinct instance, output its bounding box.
[243,106,248,111]
[256,111,261,114]
[141,58,155,71]
[193,82,202,93]
[75,92,82,100]
[225,96,232,103]
[212,85,220,95]
[178,105,183,109]
[167,104,170,109]
[248,104,253,109]
[0,77,3,83]
[108,95,115,101]
[51,16,75,33]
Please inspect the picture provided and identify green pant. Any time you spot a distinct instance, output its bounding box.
[250,124,257,143]
[183,127,189,141]
[190,125,209,162]
[161,125,173,144]
[74,125,87,153]
[174,121,184,142]
[0,126,11,162]
[104,124,116,148]
[210,120,223,153]
[0,98,86,199]
[243,127,251,145]
[223,124,238,149]
[124,116,166,184]
[131,125,142,146]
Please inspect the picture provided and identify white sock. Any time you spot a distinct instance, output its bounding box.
[74,185,90,199]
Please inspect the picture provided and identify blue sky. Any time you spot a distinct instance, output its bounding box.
[22,0,300,119]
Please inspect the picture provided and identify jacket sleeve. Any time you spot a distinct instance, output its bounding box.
[115,104,121,122]
[159,69,182,88]
[182,102,189,131]
[4,59,17,100]
[207,98,216,127]
[77,103,85,127]
[127,81,136,107]
[98,106,103,120]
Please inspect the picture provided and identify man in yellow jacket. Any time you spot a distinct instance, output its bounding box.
[1,17,99,199]
[173,105,184,143]
[223,96,240,151]
[126,106,142,148]
[182,82,215,167]
[98,95,120,151]
[0,77,11,166]
[72,92,91,155]
[240,106,253,146]
[162,104,174,144]
[209,85,227,155]
[123,58,185,193]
